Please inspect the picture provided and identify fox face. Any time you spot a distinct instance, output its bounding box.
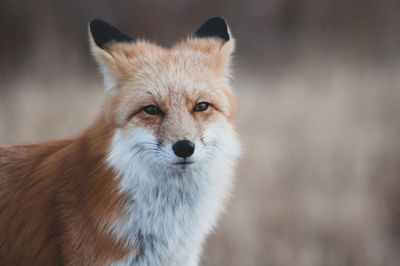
[89,18,239,176]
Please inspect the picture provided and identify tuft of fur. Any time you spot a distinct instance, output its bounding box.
[0,18,240,266]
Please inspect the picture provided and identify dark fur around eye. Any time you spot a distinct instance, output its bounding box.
[143,105,163,115]
[193,102,210,112]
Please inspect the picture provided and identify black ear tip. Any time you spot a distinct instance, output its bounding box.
[206,16,228,26]
[89,19,105,30]
[195,16,230,42]
[202,16,227,24]
[89,18,104,27]
[89,18,110,36]
[89,18,133,49]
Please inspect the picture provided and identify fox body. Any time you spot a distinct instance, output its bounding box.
[0,17,240,265]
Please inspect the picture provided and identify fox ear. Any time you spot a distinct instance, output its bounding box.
[88,19,133,91]
[89,19,133,49]
[195,17,230,42]
[194,17,234,78]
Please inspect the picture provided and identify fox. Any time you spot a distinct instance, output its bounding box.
[0,17,240,265]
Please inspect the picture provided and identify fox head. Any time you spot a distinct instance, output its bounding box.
[89,17,240,178]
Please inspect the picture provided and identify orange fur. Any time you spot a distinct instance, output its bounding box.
[0,117,142,265]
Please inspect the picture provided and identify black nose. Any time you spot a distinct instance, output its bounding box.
[173,140,195,158]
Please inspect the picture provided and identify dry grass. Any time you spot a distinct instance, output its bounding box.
[1,60,400,266]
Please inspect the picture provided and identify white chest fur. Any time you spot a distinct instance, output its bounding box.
[107,125,239,266]
[112,168,230,266]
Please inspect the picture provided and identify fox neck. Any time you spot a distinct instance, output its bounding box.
[102,127,234,265]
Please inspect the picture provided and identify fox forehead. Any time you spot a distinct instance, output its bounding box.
[109,41,234,123]
[115,40,223,89]
[125,48,213,99]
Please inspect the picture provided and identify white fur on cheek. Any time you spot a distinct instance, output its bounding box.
[107,128,157,194]
[106,120,240,266]
[200,119,241,166]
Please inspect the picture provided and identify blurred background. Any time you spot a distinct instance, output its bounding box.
[1,0,400,265]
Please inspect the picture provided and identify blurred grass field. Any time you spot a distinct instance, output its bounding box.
[2,0,400,264]
[1,57,400,265]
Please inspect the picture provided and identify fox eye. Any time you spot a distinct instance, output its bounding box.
[143,105,163,115]
[193,102,210,112]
